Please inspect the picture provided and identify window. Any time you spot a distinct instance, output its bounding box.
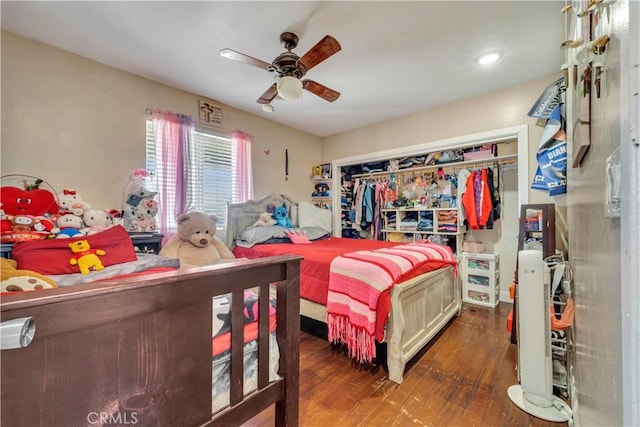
[146,120,251,233]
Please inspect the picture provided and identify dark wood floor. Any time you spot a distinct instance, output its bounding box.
[243,303,568,427]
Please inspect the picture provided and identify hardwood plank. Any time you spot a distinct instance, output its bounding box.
[243,303,568,427]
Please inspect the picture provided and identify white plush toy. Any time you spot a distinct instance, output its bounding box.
[57,189,91,216]
[55,213,85,238]
[251,212,277,227]
[82,209,114,235]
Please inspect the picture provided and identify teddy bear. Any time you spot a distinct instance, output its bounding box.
[0,258,59,292]
[159,212,234,269]
[251,212,277,227]
[82,209,114,235]
[57,189,91,216]
[68,239,106,275]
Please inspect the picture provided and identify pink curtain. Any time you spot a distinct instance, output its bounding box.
[150,109,194,242]
[231,130,254,203]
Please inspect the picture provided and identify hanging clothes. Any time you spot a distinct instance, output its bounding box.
[477,168,493,229]
[462,170,479,229]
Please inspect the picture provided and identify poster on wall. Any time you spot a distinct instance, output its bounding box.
[528,77,567,196]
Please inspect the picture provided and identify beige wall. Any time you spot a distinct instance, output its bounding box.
[1,31,321,211]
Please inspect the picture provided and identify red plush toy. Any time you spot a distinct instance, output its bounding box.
[1,179,58,217]
[1,177,58,242]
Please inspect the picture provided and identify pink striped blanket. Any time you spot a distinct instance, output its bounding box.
[326,242,458,363]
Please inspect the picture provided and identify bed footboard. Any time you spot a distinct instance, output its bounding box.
[0,256,301,427]
[386,266,460,384]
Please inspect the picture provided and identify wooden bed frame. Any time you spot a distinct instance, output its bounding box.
[226,194,461,384]
[0,255,301,427]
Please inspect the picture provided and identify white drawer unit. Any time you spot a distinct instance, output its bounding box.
[462,252,500,307]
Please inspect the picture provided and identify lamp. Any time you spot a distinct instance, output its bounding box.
[276,76,303,101]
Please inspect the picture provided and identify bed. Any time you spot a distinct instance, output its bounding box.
[226,194,462,384]
[0,226,301,426]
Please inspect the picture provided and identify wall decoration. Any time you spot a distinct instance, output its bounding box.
[198,100,223,127]
[321,163,332,179]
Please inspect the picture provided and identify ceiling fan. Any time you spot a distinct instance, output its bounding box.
[220,32,341,105]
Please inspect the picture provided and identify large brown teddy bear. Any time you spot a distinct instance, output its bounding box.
[159,212,235,269]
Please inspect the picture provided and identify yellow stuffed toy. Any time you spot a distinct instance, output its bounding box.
[0,258,58,292]
[69,239,106,275]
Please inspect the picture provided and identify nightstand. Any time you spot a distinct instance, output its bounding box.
[128,233,163,254]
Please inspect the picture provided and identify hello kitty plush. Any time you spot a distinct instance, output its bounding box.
[57,189,91,216]
[82,209,114,235]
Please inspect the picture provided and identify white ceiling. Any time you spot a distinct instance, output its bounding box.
[1,1,565,137]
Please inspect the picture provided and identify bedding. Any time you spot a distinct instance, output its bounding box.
[234,225,329,248]
[11,225,138,275]
[327,242,458,363]
[47,253,179,286]
[233,237,398,304]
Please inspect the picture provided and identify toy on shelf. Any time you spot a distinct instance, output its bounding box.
[312,182,331,197]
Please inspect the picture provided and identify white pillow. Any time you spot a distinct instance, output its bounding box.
[298,201,332,234]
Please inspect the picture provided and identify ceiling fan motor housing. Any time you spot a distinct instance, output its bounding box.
[269,51,306,79]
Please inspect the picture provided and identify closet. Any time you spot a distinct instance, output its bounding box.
[329,126,530,304]
[337,148,517,256]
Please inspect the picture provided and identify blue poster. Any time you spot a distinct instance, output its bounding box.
[529,78,567,196]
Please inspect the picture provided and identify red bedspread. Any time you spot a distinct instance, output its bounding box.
[233,237,399,305]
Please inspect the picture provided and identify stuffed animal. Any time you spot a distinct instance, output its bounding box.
[273,206,294,228]
[312,183,331,197]
[251,212,277,227]
[69,239,106,275]
[82,209,114,235]
[57,189,91,216]
[55,213,85,238]
[33,216,56,234]
[0,258,58,292]
[159,212,234,269]
[9,215,36,232]
[1,180,58,217]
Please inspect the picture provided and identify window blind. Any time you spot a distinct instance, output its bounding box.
[146,121,236,231]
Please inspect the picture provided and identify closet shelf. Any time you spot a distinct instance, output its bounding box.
[351,154,518,179]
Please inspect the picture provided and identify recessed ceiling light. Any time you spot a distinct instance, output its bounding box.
[477,51,502,65]
[262,104,275,113]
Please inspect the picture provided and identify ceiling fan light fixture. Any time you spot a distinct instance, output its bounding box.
[277,76,303,101]
[477,51,502,65]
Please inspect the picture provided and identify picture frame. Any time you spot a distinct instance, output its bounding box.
[321,163,332,179]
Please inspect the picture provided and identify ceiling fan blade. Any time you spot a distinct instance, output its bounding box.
[297,35,341,72]
[302,80,340,102]
[220,48,271,70]
[257,83,278,104]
